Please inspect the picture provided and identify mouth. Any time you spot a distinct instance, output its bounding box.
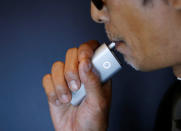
[105,29,127,47]
[105,29,127,50]
[114,40,126,46]
[111,39,127,48]
[109,38,129,55]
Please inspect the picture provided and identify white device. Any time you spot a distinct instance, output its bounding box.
[71,42,122,106]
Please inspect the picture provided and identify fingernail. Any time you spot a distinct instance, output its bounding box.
[61,94,69,103]
[69,80,78,91]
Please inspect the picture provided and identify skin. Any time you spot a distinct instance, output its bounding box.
[42,0,181,130]
[42,40,111,131]
[91,0,181,72]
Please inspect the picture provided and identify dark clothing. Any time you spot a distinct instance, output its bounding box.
[155,80,181,131]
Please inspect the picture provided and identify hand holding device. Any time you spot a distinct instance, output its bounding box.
[71,42,122,106]
[42,40,121,131]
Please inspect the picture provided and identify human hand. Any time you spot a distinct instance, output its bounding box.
[42,40,112,131]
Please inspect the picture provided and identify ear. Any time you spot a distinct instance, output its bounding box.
[168,0,181,10]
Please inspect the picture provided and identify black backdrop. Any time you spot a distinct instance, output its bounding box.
[0,1,175,131]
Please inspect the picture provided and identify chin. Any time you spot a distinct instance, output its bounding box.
[124,57,140,71]
[124,57,155,72]
[120,50,159,72]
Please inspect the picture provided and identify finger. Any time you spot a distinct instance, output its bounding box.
[79,58,102,102]
[51,61,71,104]
[42,74,60,106]
[64,48,81,92]
[102,80,112,107]
[78,40,100,61]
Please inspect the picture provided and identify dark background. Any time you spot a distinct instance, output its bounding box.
[0,1,176,131]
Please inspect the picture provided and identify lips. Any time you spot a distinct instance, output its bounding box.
[105,30,127,49]
[112,40,126,48]
[115,40,125,45]
[110,39,128,55]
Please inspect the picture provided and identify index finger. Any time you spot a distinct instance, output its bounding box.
[78,40,100,61]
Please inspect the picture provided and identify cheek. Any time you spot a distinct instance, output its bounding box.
[109,2,155,49]
[110,13,153,64]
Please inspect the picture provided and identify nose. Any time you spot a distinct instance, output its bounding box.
[90,2,109,24]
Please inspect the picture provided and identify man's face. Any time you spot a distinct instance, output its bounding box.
[91,0,181,71]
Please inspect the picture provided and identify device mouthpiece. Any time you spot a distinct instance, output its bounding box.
[108,42,116,50]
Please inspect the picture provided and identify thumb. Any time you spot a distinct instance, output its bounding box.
[79,58,103,103]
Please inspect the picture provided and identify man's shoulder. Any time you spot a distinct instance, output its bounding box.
[171,80,181,131]
[154,79,181,131]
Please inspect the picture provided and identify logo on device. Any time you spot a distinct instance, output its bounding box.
[103,61,111,69]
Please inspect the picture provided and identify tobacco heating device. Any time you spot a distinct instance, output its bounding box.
[71,42,122,106]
